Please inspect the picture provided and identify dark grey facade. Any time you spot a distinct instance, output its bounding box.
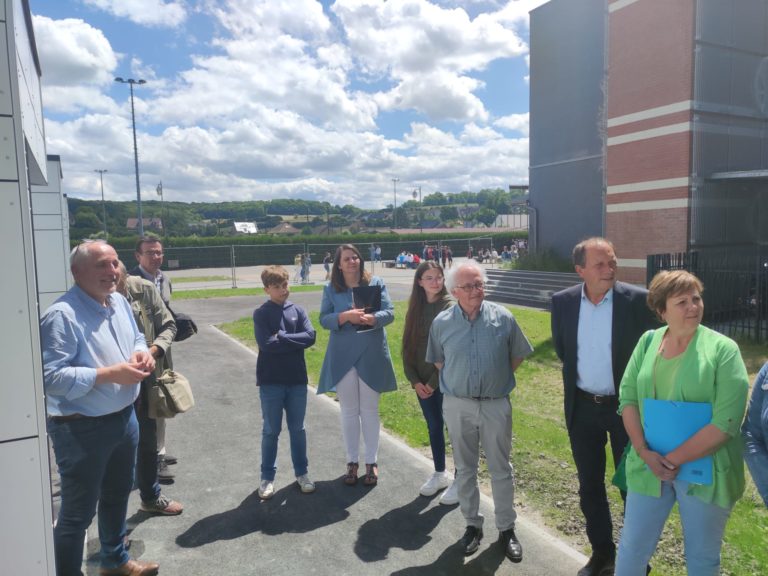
[529,0,607,258]
[693,0,768,251]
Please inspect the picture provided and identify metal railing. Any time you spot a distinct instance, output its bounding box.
[647,248,768,342]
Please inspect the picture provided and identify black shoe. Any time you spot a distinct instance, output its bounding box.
[577,553,615,576]
[460,526,483,556]
[499,528,523,563]
[158,458,175,484]
[163,454,178,465]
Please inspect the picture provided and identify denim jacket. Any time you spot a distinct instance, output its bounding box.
[743,362,768,507]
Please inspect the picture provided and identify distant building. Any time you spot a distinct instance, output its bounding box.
[494,214,530,230]
[233,221,258,234]
[268,222,301,235]
[126,217,163,231]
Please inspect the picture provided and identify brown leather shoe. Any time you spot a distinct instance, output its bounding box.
[99,559,159,575]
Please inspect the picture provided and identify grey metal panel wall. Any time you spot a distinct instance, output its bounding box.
[692,0,768,247]
[530,0,607,258]
[532,157,604,257]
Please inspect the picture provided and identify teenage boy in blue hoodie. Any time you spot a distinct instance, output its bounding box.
[253,266,317,499]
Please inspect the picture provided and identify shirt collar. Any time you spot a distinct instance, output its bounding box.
[139,264,162,280]
[72,284,116,315]
[580,284,614,306]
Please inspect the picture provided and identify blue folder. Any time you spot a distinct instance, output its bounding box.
[643,398,713,485]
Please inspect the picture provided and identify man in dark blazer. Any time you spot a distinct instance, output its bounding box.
[551,237,656,576]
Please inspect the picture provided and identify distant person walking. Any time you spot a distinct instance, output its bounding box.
[294,253,303,283]
[317,244,397,487]
[323,252,332,281]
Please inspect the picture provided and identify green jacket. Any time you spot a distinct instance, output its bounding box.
[124,276,176,381]
[619,325,749,508]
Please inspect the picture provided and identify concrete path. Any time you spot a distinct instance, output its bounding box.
[84,290,585,575]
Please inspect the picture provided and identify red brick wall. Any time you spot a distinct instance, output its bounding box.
[605,0,696,278]
[607,0,695,118]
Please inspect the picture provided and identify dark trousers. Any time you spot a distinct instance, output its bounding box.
[49,405,138,575]
[568,394,629,557]
[417,387,446,472]
[136,407,161,503]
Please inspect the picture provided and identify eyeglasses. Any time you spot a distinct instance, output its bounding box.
[142,250,164,257]
[456,282,485,293]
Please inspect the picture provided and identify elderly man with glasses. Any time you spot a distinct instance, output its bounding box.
[426,260,533,563]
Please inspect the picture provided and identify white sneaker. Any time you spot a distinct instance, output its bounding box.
[258,479,274,500]
[439,480,459,505]
[296,474,316,494]
[420,470,452,497]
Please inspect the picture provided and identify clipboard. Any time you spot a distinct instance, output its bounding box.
[643,398,713,485]
[352,285,382,333]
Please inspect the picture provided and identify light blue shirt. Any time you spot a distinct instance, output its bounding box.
[40,285,148,417]
[576,286,614,395]
[426,301,533,398]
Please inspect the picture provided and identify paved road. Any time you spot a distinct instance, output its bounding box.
[82,290,584,575]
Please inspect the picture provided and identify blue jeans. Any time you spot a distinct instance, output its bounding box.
[418,388,446,472]
[616,480,733,576]
[48,405,138,575]
[260,384,308,481]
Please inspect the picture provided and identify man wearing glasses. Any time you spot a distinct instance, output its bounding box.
[131,237,177,482]
[426,261,533,563]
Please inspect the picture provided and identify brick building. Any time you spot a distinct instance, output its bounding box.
[531,0,768,283]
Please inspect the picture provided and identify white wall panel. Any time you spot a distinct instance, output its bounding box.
[31,191,62,214]
[0,181,38,442]
[34,229,68,295]
[0,438,54,576]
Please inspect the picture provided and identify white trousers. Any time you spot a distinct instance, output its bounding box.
[336,367,381,464]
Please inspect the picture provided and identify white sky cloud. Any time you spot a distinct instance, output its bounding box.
[82,0,187,28]
[34,0,533,208]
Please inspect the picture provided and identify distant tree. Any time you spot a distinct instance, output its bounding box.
[423,192,446,206]
[475,207,498,227]
[440,206,459,221]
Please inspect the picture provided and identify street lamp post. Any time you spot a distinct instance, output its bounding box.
[391,178,399,229]
[94,169,108,239]
[156,181,165,236]
[413,186,422,233]
[115,77,147,236]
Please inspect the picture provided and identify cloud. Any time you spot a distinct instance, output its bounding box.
[494,112,529,136]
[35,0,534,208]
[82,0,187,28]
[33,16,118,87]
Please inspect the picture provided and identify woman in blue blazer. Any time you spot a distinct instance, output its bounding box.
[318,244,397,487]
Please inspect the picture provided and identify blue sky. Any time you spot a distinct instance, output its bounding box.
[31,0,545,208]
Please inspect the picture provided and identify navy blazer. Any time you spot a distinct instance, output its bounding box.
[551,281,657,431]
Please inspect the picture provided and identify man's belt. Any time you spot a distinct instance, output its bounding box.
[49,406,130,423]
[576,388,617,405]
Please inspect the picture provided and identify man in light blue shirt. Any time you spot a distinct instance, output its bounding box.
[426,261,533,563]
[41,240,159,576]
[551,237,656,576]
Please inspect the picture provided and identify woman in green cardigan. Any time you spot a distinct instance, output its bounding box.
[615,270,748,576]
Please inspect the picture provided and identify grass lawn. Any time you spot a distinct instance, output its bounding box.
[172,275,232,283]
[219,303,768,576]
[174,284,323,300]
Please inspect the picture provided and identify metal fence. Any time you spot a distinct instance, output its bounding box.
[647,248,768,342]
[116,236,501,288]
